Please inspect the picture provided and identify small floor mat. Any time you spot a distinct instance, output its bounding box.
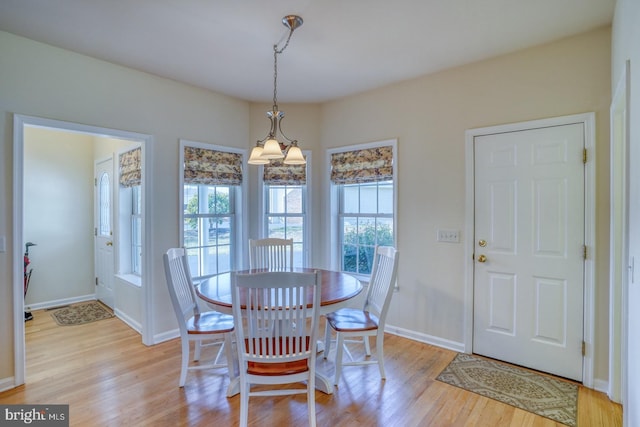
[436,353,578,426]
[50,301,114,326]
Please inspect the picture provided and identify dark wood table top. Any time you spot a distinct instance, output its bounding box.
[196,268,363,311]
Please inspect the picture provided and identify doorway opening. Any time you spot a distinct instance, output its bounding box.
[12,114,153,386]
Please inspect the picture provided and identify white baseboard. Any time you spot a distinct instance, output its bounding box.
[25,294,96,312]
[384,323,465,353]
[153,328,180,345]
[0,377,16,393]
[114,309,142,335]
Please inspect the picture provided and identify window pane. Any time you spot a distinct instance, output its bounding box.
[342,244,358,273]
[183,217,199,248]
[359,184,378,213]
[268,187,287,214]
[343,186,359,213]
[267,217,286,238]
[285,187,303,213]
[358,245,375,275]
[184,185,198,215]
[209,186,230,214]
[357,217,376,245]
[378,181,393,214]
[99,172,110,236]
[285,217,304,241]
[342,217,358,245]
[377,218,394,245]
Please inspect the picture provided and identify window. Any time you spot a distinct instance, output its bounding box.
[118,147,142,278]
[130,185,142,275]
[330,141,396,277]
[181,142,244,278]
[261,156,310,267]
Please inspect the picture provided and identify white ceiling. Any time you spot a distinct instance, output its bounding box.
[0,0,615,103]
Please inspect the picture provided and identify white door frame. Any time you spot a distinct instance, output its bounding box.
[463,112,596,388]
[12,114,154,386]
[609,60,630,404]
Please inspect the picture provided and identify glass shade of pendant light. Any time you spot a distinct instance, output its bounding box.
[248,15,306,166]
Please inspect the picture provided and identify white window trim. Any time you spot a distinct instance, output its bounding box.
[178,139,248,276]
[257,150,312,267]
[327,139,398,278]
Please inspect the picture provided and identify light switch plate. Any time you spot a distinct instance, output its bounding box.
[437,229,460,243]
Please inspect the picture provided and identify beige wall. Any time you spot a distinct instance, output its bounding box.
[23,127,95,305]
[319,26,612,381]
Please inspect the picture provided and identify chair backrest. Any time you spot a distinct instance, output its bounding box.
[249,238,294,270]
[232,271,321,366]
[364,246,399,322]
[163,248,200,332]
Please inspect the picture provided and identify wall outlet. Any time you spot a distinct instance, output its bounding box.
[437,229,460,243]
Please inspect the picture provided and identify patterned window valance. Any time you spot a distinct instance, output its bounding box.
[184,146,243,186]
[263,159,306,185]
[119,147,141,188]
[330,145,393,184]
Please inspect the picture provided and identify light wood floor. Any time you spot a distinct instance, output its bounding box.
[0,308,622,426]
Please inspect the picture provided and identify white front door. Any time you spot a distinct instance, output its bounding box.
[95,158,115,308]
[472,123,585,381]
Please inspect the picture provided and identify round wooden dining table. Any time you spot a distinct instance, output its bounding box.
[195,268,363,395]
[196,268,363,316]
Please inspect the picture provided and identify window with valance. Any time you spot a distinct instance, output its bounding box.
[119,147,141,187]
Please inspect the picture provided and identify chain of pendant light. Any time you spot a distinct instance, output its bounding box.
[271,27,295,111]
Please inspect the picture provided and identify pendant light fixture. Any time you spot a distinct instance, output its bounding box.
[248,15,306,165]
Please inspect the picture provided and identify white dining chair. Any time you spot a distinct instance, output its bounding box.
[323,245,399,386]
[163,247,235,389]
[232,270,321,427]
[249,238,294,270]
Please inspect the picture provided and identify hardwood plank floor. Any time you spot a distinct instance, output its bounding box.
[0,308,622,426]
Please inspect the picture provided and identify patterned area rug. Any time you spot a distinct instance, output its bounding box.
[51,302,114,326]
[436,353,578,426]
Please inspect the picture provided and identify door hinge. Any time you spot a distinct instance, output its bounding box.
[583,245,587,260]
[95,277,98,286]
[94,227,98,236]
[582,340,586,356]
[583,148,587,164]
[95,177,97,186]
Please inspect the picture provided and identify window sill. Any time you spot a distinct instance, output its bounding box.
[116,273,142,288]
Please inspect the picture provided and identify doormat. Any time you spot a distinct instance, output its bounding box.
[50,301,114,326]
[436,353,578,426]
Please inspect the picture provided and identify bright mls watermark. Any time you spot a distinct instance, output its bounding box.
[0,405,68,426]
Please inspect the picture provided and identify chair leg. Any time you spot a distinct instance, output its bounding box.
[334,333,344,386]
[363,335,371,357]
[223,333,236,381]
[376,331,386,379]
[323,323,332,359]
[194,340,202,361]
[308,370,317,427]
[239,380,249,427]
[179,338,190,387]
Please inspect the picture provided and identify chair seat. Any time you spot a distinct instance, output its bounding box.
[187,311,235,334]
[325,308,379,332]
[244,337,311,376]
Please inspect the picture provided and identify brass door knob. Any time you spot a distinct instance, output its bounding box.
[106,241,113,246]
[478,239,487,247]
[477,254,487,263]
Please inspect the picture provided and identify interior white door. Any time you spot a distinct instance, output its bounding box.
[473,123,585,381]
[95,158,115,308]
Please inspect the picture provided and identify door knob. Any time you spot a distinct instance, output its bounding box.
[106,241,113,246]
[478,239,487,247]
[477,254,487,263]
